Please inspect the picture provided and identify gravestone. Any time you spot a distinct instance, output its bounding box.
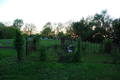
[8,40,10,45]
[40,37,43,39]
[29,38,32,39]
[67,45,74,53]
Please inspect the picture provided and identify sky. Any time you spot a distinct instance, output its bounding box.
[0,0,120,33]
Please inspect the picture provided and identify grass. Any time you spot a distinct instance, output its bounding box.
[0,39,120,79]
[40,39,61,47]
[1,61,120,80]
[0,39,14,47]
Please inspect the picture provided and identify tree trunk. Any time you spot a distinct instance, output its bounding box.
[26,38,28,55]
[18,51,22,60]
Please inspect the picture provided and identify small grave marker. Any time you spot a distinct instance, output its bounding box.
[8,40,10,45]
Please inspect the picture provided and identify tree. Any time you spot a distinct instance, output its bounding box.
[14,29,24,60]
[41,22,53,38]
[0,22,15,39]
[55,22,64,35]
[65,20,74,38]
[0,22,5,27]
[72,18,87,37]
[0,22,5,39]
[41,27,52,37]
[58,32,64,38]
[93,10,112,33]
[13,19,24,30]
[43,22,52,29]
[112,18,120,43]
[23,23,36,36]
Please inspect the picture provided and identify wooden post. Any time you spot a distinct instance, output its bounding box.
[71,38,72,44]
[26,37,28,55]
[78,38,80,53]
[118,44,120,54]
[61,37,65,50]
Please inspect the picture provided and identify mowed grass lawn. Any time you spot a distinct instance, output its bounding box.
[0,39,120,80]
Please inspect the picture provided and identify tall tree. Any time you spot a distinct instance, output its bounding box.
[43,22,52,29]
[72,18,87,37]
[41,22,53,38]
[13,19,24,30]
[93,10,112,32]
[65,20,74,38]
[58,31,64,38]
[14,29,24,60]
[56,22,64,35]
[41,27,52,37]
[23,23,36,36]
[112,18,120,43]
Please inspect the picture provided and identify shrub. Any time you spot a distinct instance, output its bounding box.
[13,29,25,60]
[93,34,104,43]
[103,38,112,54]
[57,49,72,63]
[71,37,83,63]
[39,46,47,62]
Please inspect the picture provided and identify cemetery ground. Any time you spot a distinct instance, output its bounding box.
[0,39,120,80]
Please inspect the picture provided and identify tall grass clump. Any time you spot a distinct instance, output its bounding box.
[39,45,47,62]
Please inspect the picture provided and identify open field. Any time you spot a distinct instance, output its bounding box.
[0,39,120,79]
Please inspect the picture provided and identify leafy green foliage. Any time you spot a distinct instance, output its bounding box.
[41,27,52,37]
[13,29,25,60]
[13,19,24,30]
[103,38,112,54]
[0,26,15,39]
[58,32,64,38]
[41,22,53,38]
[39,46,47,62]
[23,23,36,36]
[72,18,87,37]
[113,18,120,43]
[93,33,104,43]
[71,37,83,62]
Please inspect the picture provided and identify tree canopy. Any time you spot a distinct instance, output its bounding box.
[13,19,24,30]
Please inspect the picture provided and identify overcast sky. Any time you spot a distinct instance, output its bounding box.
[0,0,120,33]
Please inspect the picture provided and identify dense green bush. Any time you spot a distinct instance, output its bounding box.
[93,34,104,43]
[62,51,72,63]
[0,27,16,39]
[71,37,83,63]
[39,46,47,62]
[13,29,25,60]
[103,38,112,54]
